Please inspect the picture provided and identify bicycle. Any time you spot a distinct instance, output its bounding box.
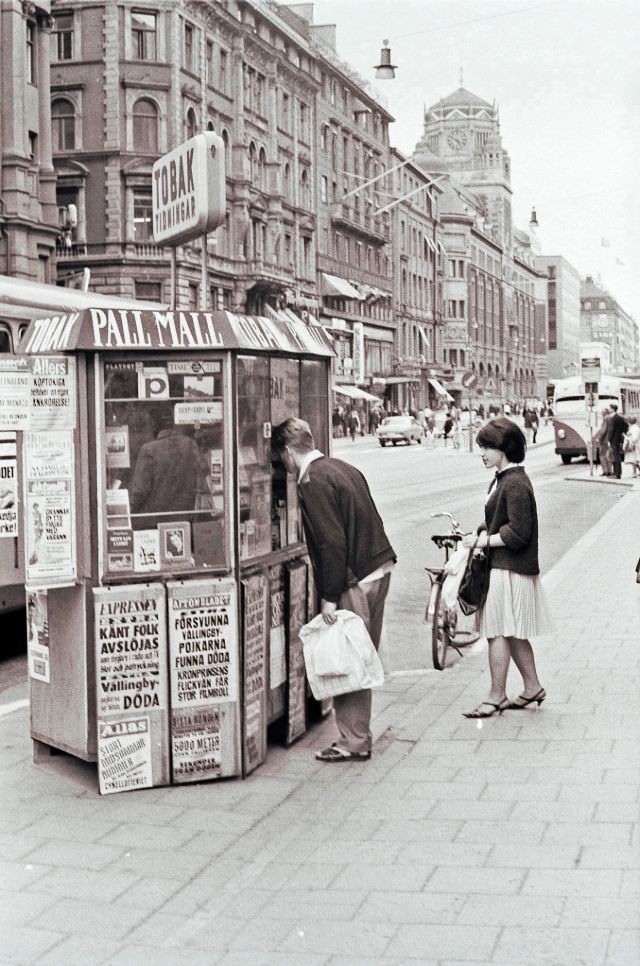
[425,511,483,670]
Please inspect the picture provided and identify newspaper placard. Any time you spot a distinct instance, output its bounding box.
[98,717,153,795]
[0,358,31,429]
[25,431,74,481]
[269,566,286,689]
[94,583,167,716]
[0,433,18,538]
[242,574,269,774]
[26,589,49,683]
[168,578,240,782]
[25,479,75,585]
[29,356,76,430]
[286,561,308,745]
[24,429,76,587]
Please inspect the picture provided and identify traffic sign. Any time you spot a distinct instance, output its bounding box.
[461,370,478,391]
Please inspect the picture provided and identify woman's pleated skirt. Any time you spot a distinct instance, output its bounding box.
[480,568,554,639]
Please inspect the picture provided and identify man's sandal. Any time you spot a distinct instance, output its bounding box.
[315,743,371,762]
[462,698,509,719]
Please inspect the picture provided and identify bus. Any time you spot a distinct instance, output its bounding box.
[552,374,640,464]
[0,275,165,617]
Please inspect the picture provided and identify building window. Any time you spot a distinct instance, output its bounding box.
[206,40,214,81]
[53,12,74,60]
[135,280,162,301]
[185,106,197,140]
[219,48,227,92]
[281,92,290,130]
[26,21,36,84]
[132,10,157,61]
[133,189,153,241]
[320,175,328,204]
[132,98,158,152]
[28,131,38,161]
[184,22,195,72]
[584,301,591,310]
[52,98,76,151]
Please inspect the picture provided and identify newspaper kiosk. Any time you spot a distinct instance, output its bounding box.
[19,307,333,793]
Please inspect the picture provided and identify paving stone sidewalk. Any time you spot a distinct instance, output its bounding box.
[2,486,639,965]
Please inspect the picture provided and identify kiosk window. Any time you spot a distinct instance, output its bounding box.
[300,359,329,452]
[101,358,227,576]
[237,356,272,560]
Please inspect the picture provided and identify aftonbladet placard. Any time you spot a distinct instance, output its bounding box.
[168,578,241,782]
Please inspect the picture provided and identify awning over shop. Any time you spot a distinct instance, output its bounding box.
[371,376,420,385]
[424,235,437,253]
[418,325,430,351]
[333,384,380,401]
[428,377,454,402]
[321,273,364,300]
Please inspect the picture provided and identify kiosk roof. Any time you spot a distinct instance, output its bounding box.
[19,309,335,358]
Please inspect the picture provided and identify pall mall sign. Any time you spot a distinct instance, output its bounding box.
[152,132,226,246]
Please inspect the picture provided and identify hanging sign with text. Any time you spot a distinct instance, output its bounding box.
[94,582,169,794]
[242,574,269,775]
[168,578,241,782]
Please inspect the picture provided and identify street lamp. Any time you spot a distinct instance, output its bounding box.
[374,41,397,80]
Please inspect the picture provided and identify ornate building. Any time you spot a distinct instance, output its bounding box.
[0,0,58,281]
[580,276,639,375]
[413,86,545,405]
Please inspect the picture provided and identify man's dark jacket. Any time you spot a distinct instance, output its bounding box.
[606,412,629,452]
[297,456,396,603]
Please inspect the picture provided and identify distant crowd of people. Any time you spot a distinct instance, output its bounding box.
[593,405,640,479]
[332,399,552,448]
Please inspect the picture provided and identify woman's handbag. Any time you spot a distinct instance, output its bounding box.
[457,538,491,616]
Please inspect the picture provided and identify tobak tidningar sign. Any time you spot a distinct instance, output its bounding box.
[152,132,226,246]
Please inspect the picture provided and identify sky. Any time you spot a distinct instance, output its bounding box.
[309,0,640,323]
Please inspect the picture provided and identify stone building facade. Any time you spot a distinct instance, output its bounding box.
[580,275,639,375]
[413,87,545,405]
[0,0,58,281]
[535,254,581,380]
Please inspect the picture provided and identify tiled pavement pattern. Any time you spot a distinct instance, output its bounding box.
[2,477,639,964]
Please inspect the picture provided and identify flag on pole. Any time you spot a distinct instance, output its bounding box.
[600,237,610,247]
[615,257,625,267]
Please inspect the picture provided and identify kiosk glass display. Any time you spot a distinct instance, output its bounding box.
[101,356,227,577]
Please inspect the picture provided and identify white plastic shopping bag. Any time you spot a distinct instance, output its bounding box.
[299,609,385,700]
[441,546,467,609]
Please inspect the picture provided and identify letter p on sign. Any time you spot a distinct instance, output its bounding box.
[152,132,226,246]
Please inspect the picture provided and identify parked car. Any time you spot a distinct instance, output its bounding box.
[376,415,424,446]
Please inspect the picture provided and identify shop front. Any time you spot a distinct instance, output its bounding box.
[18,307,333,793]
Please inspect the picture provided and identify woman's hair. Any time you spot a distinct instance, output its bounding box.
[476,417,526,463]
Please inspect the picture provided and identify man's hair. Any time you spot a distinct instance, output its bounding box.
[271,417,314,454]
[476,416,526,463]
[610,403,618,412]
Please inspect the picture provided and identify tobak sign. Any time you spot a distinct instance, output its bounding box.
[152,133,226,246]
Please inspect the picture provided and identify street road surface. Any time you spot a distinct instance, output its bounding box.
[0,436,625,690]
[335,436,624,674]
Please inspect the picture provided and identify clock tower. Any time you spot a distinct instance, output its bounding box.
[413,86,512,250]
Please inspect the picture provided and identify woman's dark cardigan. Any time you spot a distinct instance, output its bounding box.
[480,466,540,575]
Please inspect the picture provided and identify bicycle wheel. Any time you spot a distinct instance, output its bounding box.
[428,579,450,670]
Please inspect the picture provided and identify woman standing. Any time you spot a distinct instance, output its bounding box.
[462,417,553,718]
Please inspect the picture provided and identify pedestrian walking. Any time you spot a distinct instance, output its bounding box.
[348,408,360,442]
[606,403,629,480]
[461,417,552,718]
[624,416,640,477]
[272,417,396,761]
[594,408,612,475]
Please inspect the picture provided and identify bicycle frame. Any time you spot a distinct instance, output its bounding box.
[426,511,482,669]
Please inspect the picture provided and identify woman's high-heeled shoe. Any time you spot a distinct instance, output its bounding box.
[507,687,546,709]
[463,698,510,718]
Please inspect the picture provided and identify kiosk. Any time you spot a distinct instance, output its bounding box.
[18,306,333,793]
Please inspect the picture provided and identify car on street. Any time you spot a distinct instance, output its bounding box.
[376,415,424,446]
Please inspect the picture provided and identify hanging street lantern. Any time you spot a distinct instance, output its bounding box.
[374,40,397,80]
